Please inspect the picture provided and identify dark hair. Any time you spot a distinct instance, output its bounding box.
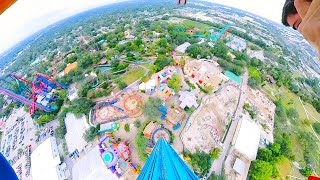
[282,0,298,26]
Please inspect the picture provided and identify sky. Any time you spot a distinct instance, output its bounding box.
[0,0,286,54]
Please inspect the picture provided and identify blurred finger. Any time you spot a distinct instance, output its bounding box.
[304,0,320,20]
[295,0,312,18]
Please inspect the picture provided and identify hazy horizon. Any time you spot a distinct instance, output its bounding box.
[0,0,286,55]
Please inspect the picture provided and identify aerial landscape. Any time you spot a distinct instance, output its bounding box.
[0,0,320,179]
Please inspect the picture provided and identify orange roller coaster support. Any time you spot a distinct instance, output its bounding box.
[0,0,16,14]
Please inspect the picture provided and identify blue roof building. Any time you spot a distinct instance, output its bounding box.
[138,138,199,180]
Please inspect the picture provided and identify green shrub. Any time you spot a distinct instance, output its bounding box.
[313,122,320,134]
[196,83,213,94]
[134,120,141,128]
[124,123,130,132]
[189,151,212,177]
[83,126,98,142]
[185,107,195,114]
[117,81,127,90]
[185,79,196,89]
[300,166,313,177]
[243,103,257,119]
[135,133,149,162]
[249,160,273,180]
[208,174,225,180]
[210,148,222,160]
[168,130,175,144]
[167,74,181,92]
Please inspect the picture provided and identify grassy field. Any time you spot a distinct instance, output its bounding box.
[277,158,304,179]
[278,87,308,120]
[263,84,318,121]
[263,83,320,175]
[305,103,320,121]
[291,134,307,166]
[248,66,260,78]
[143,63,154,71]
[262,83,279,101]
[120,67,145,84]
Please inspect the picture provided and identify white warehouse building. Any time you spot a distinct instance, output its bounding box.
[31,137,69,180]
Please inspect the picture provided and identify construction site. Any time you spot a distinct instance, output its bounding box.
[182,84,240,153]
[244,88,276,143]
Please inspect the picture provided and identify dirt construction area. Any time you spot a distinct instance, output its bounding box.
[245,88,276,143]
[182,84,240,153]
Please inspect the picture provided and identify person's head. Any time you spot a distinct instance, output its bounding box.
[282,0,302,30]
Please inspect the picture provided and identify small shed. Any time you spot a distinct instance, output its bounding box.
[143,122,156,139]
[233,158,246,175]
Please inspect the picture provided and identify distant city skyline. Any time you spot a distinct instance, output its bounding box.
[0,0,286,54]
[204,0,285,23]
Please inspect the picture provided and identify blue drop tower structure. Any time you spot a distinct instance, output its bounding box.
[137,138,199,180]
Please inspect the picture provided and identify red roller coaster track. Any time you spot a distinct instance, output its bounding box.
[0,73,65,115]
[52,53,63,77]
[78,36,100,52]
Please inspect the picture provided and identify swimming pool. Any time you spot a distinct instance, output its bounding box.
[103,152,114,163]
[225,70,242,85]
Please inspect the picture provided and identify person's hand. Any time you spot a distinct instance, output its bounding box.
[295,0,320,52]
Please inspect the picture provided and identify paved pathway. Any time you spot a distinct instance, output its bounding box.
[207,69,248,177]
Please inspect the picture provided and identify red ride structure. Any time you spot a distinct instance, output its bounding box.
[51,53,63,77]
[178,0,187,5]
[78,36,100,52]
[0,73,65,115]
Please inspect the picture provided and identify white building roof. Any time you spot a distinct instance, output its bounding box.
[31,137,63,180]
[247,50,265,61]
[139,82,146,90]
[175,42,191,53]
[65,113,89,153]
[234,118,261,160]
[68,87,78,101]
[233,158,246,175]
[146,79,156,90]
[227,37,247,51]
[178,91,199,109]
[72,145,118,180]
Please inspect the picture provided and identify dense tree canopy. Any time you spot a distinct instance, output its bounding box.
[249,160,273,180]
[83,126,98,142]
[36,114,55,125]
[248,77,260,89]
[153,55,173,72]
[144,97,163,119]
[167,74,181,92]
[69,98,94,116]
[217,60,244,76]
[189,151,212,176]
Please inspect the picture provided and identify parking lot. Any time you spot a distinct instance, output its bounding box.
[0,107,57,179]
